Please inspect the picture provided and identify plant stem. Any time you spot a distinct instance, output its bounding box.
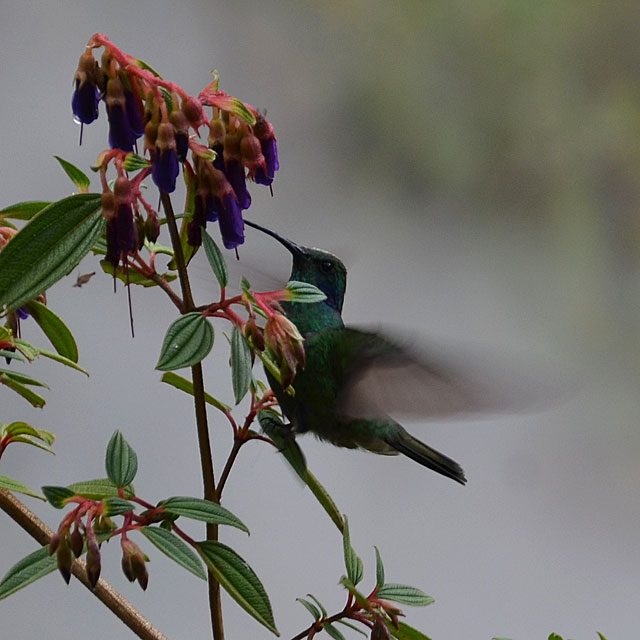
[161,192,223,640]
[0,490,168,640]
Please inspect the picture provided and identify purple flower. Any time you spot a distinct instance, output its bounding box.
[17,307,30,320]
[258,137,279,184]
[223,158,251,210]
[72,79,99,125]
[152,147,179,193]
[107,102,136,151]
[217,193,244,249]
[124,90,144,139]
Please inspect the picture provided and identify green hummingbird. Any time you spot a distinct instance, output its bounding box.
[245,220,487,485]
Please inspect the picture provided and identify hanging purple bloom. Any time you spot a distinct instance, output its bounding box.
[124,89,144,139]
[151,123,180,193]
[254,115,279,185]
[223,158,251,210]
[72,79,99,125]
[217,193,244,249]
[105,77,136,152]
[169,109,190,162]
[72,51,101,125]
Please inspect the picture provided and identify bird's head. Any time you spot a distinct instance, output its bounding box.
[245,220,347,313]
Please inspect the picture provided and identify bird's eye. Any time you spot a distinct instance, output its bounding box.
[320,261,334,273]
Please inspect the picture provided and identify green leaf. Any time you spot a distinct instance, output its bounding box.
[99,259,177,288]
[105,430,138,487]
[258,410,307,481]
[387,621,433,640]
[324,623,347,640]
[202,230,228,288]
[54,156,90,192]
[2,421,54,445]
[197,541,278,635]
[285,281,327,303]
[0,349,24,362]
[547,636,563,640]
[0,369,48,388]
[231,327,252,404]
[0,373,47,407]
[160,371,231,413]
[597,634,608,640]
[335,620,368,636]
[102,497,135,516]
[305,470,344,532]
[156,312,214,370]
[0,201,51,222]
[296,597,321,620]
[0,545,57,600]
[162,496,248,533]
[0,474,45,500]
[67,478,134,500]
[0,193,103,310]
[375,546,385,588]
[140,526,206,580]
[375,584,434,607]
[135,58,163,78]
[123,153,152,171]
[23,300,78,362]
[342,516,364,586]
[29,344,88,375]
[42,485,76,508]
[306,593,327,617]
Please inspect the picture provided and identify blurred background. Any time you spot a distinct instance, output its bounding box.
[2,1,639,638]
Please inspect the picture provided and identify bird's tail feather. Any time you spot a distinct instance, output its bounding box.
[384,427,467,485]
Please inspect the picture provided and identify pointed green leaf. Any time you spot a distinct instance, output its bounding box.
[23,300,78,362]
[135,58,162,77]
[140,526,206,580]
[197,541,278,635]
[258,410,307,481]
[285,281,327,303]
[102,497,135,516]
[160,371,231,412]
[0,369,48,388]
[375,546,385,588]
[0,373,47,407]
[296,597,321,621]
[0,201,51,222]
[99,259,177,287]
[0,474,45,500]
[0,193,103,310]
[105,430,138,487]
[342,516,364,586]
[202,230,228,288]
[162,496,248,533]
[376,584,434,607]
[0,349,24,362]
[0,545,57,600]
[306,593,327,617]
[231,327,252,404]
[29,344,88,375]
[386,621,433,640]
[67,478,134,500]
[53,156,90,192]
[123,153,151,171]
[547,636,563,640]
[324,623,347,640]
[42,486,76,508]
[305,470,343,532]
[2,422,55,445]
[156,312,214,370]
[335,620,368,636]
[597,634,608,640]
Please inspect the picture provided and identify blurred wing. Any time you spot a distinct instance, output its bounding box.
[335,327,567,422]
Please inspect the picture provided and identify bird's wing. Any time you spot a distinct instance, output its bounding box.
[332,326,561,422]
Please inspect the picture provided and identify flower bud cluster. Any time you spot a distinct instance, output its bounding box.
[120,537,149,590]
[49,512,107,587]
[263,313,305,388]
[72,35,279,252]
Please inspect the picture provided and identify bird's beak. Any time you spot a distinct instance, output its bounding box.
[244,219,306,258]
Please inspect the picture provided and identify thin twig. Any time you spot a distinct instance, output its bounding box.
[0,490,168,640]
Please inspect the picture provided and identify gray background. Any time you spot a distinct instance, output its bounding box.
[1,2,639,639]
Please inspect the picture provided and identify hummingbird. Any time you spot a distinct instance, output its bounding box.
[244,219,509,485]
